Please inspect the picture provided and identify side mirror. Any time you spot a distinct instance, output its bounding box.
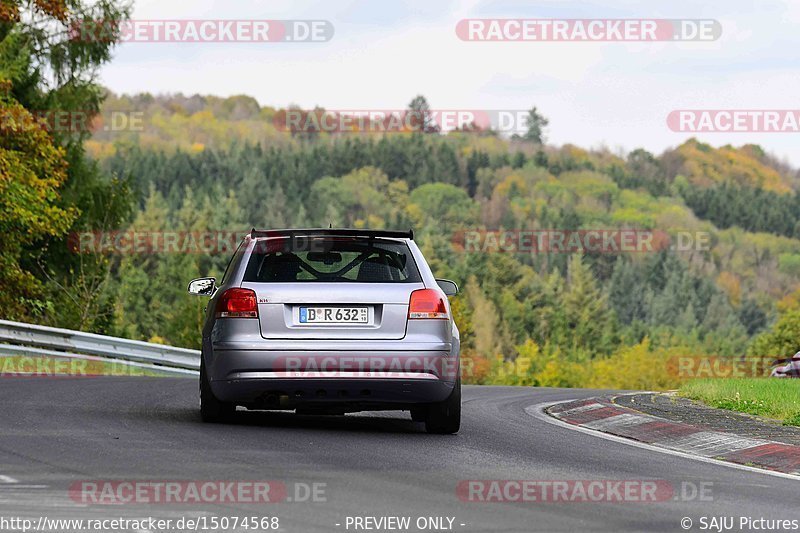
[188,277,216,296]
[436,279,459,296]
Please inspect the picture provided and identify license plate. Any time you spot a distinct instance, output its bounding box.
[299,307,369,324]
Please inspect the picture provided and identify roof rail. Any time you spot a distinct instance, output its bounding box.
[249,228,414,240]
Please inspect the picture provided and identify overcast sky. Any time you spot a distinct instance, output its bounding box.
[99,0,800,166]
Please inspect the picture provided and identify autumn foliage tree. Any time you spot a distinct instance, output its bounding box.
[0,0,132,326]
[0,88,74,317]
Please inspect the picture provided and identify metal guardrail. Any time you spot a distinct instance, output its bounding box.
[0,319,200,372]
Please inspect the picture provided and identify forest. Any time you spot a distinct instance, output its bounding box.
[19,91,800,388]
[4,2,800,389]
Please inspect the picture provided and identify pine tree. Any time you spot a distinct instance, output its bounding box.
[562,255,616,355]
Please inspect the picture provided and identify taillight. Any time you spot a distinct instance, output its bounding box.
[408,289,448,319]
[215,288,258,318]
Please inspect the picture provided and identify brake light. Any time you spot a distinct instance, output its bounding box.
[215,288,258,318]
[408,289,448,319]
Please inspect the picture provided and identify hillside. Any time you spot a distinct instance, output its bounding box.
[51,92,800,387]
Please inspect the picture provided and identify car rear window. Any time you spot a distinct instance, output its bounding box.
[243,237,422,283]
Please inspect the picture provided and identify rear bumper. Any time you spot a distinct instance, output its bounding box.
[207,347,458,406]
[211,374,456,407]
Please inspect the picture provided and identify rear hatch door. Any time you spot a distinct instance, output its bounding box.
[242,282,422,340]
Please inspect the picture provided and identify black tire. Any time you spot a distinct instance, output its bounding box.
[200,360,235,423]
[425,379,461,434]
[410,407,427,422]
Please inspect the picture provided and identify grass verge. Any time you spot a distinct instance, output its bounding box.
[679,378,800,427]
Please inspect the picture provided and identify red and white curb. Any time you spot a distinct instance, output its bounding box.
[545,397,800,477]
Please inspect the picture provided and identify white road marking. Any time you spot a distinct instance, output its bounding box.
[664,431,768,457]
[0,475,17,484]
[557,402,607,416]
[526,401,800,482]
[581,413,652,431]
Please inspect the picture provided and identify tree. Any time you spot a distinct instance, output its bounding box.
[514,106,549,144]
[406,95,440,134]
[464,279,501,359]
[309,167,407,228]
[738,298,767,336]
[406,182,478,232]
[623,148,667,195]
[0,91,74,318]
[608,257,645,324]
[562,255,617,355]
[748,309,800,360]
[0,0,133,327]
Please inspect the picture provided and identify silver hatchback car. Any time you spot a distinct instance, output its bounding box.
[188,228,461,434]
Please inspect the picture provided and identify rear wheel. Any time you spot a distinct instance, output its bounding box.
[425,379,461,434]
[200,360,235,423]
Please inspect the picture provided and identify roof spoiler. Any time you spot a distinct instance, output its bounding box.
[249,228,414,240]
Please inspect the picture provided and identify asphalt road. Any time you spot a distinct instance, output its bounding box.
[0,377,797,533]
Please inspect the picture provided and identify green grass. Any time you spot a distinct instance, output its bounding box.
[679,378,800,427]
